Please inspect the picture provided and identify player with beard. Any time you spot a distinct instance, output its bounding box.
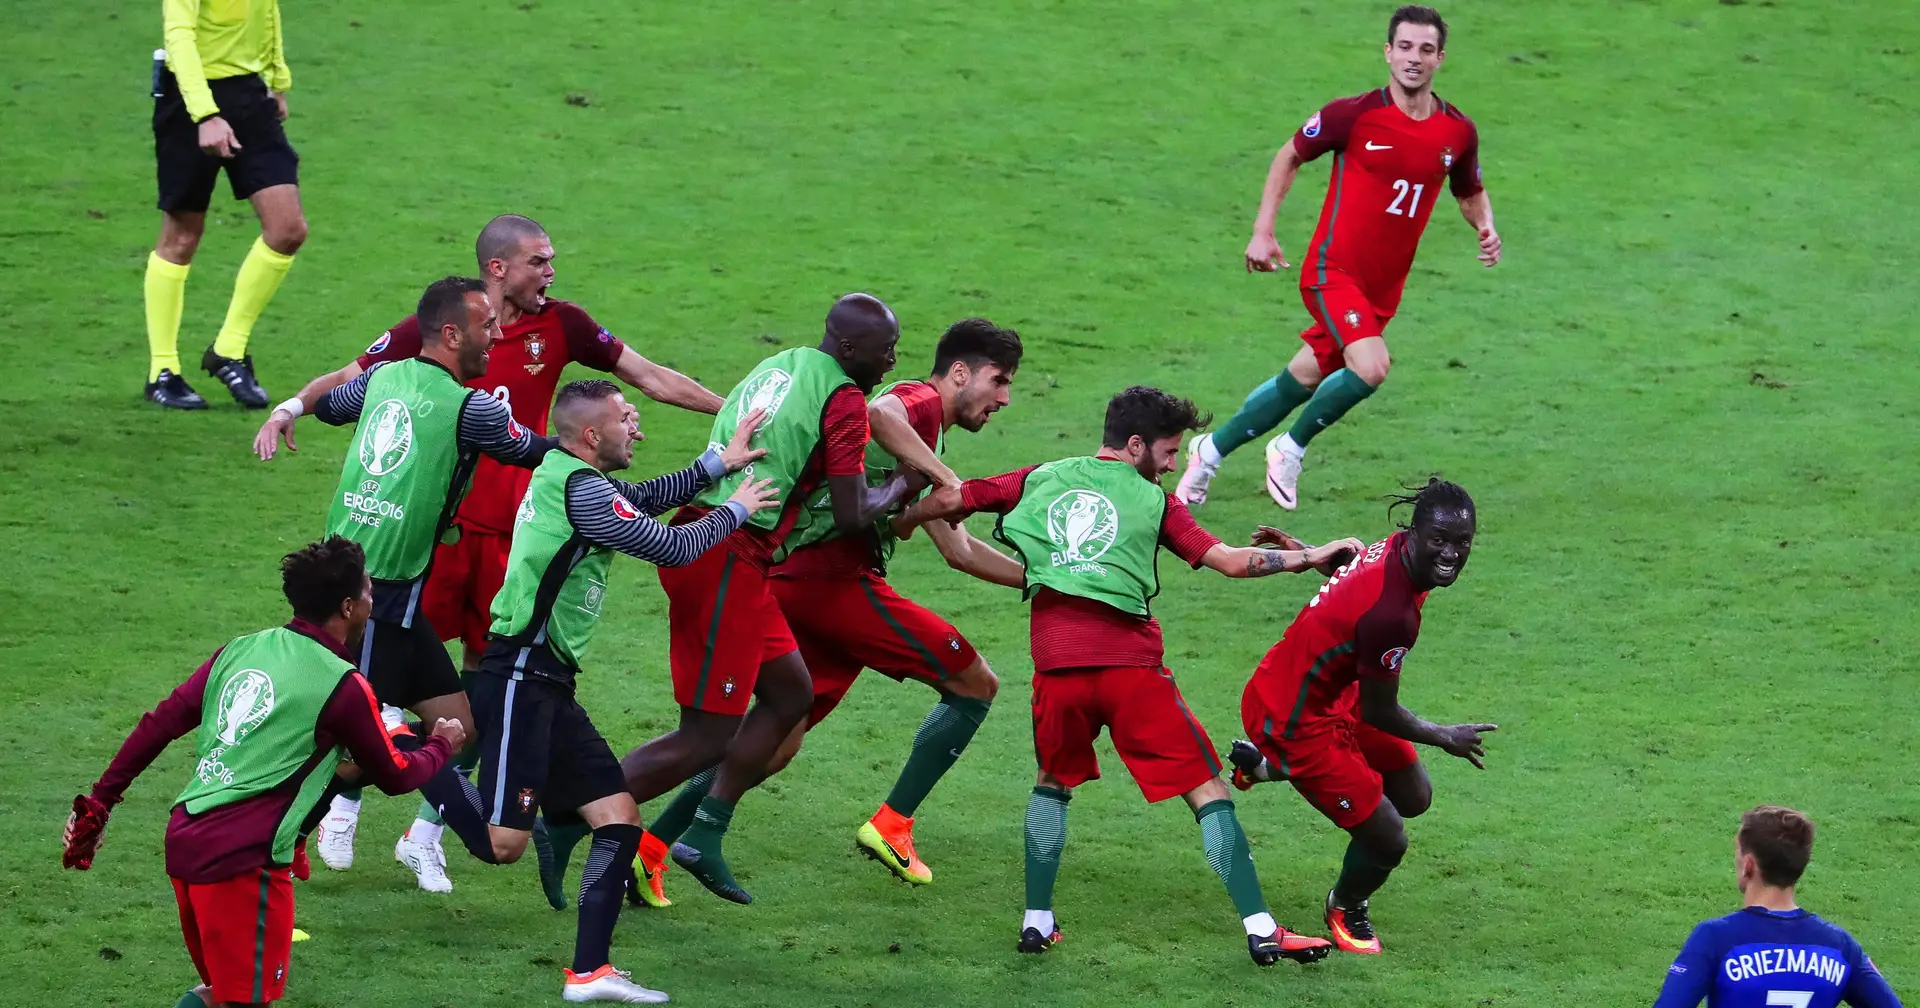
[634,319,1026,893]
[63,537,460,1008]
[1229,477,1497,954]
[893,385,1360,966]
[255,215,721,891]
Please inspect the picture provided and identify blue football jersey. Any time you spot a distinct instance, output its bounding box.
[1653,906,1901,1008]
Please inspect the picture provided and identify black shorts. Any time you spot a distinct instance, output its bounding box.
[359,616,464,711]
[469,659,624,832]
[153,70,299,213]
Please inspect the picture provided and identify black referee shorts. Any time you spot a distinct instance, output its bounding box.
[153,70,299,213]
[469,656,626,832]
[359,616,465,712]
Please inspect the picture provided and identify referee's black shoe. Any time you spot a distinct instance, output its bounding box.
[144,369,208,410]
[202,346,269,409]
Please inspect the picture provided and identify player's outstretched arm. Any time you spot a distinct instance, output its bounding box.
[255,360,368,460]
[568,470,777,566]
[66,654,220,867]
[1356,678,1497,768]
[328,675,456,795]
[457,390,558,469]
[892,484,972,541]
[614,347,724,415]
[1199,537,1364,579]
[1458,190,1500,267]
[1246,139,1305,272]
[924,516,1025,588]
[869,394,960,490]
[829,467,927,537]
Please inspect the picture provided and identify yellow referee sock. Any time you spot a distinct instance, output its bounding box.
[212,237,297,360]
[144,252,191,381]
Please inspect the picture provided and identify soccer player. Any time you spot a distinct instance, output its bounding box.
[144,0,307,410]
[419,381,773,1003]
[620,293,925,905]
[1177,4,1501,510]
[63,537,460,1008]
[1230,477,1496,954]
[893,385,1361,966]
[642,319,1027,889]
[255,214,721,890]
[1652,805,1902,1008]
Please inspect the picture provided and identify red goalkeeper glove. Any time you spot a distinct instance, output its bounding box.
[63,794,110,870]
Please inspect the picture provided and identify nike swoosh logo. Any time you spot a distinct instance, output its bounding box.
[884,840,911,868]
[1364,141,1393,150]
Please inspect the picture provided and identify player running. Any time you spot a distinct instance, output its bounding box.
[641,319,1027,890]
[420,380,773,1003]
[1229,477,1495,954]
[64,537,460,1008]
[894,385,1360,966]
[255,214,720,891]
[1652,805,1901,1008]
[1178,5,1501,511]
[620,293,925,905]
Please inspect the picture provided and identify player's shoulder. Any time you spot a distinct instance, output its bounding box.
[1304,89,1389,137]
[1435,96,1478,132]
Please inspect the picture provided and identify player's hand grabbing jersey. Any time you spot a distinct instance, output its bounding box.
[358,300,626,534]
[566,449,747,567]
[1295,89,1482,312]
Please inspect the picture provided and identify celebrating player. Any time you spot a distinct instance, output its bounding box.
[255,214,721,891]
[1178,4,1501,510]
[619,293,925,905]
[1651,805,1901,1008]
[642,319,1027,890]
[64,537,459,1008]
[143,0,307,410]
[893,385,1360,966]
[1230,477,1495,954]
[419,381,773,1004]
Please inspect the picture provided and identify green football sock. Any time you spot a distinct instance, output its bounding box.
[649,767,717,845]
[1286,368,1376,448]
[1023,786,1071,911]
[173,991,208,1008]
[674,795,750,903]
[341,786,363,803]
[884,693,991,817]
[1333,838,1397,906]
[1213,372,1315,456]
[1195,799,1268,919]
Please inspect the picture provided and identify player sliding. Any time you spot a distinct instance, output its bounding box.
[64,537,459,1008]
[255,214,720,893]
[1230,477,1496,954]
[1179,4,1501,511]
[640,319,1027,890]
[419,381,772,1003]
[894,385,1362,966]
[619,294,925,905]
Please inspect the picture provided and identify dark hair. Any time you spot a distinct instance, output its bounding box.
[1387,477,1475,529]
[417,276,488,344]
[1388,4,1448,50]
[933,318,1023,376]
[1739,805,1815,887]
[1102,386,1210,449]
[475,213,547,268]
[553,379,622,438]
[282,536,366,623]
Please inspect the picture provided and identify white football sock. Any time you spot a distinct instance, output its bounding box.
[1276,433,1305,458]
[407,818,443,846]
[1022,909,1056,935]
[1244,911,1278,937]
[331,794,362,817]
[1196,433,1222,466]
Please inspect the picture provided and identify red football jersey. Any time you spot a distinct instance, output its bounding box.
[1292,89,1483,314]
[357,299,626,533]
[1248,531,1428,737]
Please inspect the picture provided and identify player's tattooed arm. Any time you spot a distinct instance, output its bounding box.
[1357,678,1498,769]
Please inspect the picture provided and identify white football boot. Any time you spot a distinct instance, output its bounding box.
[1175,434,1220,506]
[562,964,670,1003]
[394,833,453,893]
[315,801,359,870]
[1264,435,1305,510]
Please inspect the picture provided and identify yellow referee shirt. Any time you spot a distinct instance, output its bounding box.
[162,0,290,123]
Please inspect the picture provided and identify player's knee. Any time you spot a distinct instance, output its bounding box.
[1392,783,1433,820]
[1351,356,1391,387]
[156,228,201,263]
[1365,826,1409,867]
[491,834,529,864]
[265,214,308,255]
[953,661,999,702]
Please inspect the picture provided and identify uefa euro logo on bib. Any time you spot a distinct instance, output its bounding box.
[740,369,795,421]
[1046,490,1119,574]
[361,399,414,476]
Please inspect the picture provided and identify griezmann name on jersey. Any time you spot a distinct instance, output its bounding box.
[1651,906,1900,1008]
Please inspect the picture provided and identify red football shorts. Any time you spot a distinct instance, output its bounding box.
[1298,275,1392,379]
[1031,666,1222,803]
[171,867,295,1004]
[1242,684,1419,829]
[420,526,511,658]
[659,546,798,717]
[770,573,979,728]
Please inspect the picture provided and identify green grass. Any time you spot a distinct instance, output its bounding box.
[3,0,1917,1005]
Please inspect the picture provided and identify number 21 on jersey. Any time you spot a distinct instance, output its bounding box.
[1387,179,1425,216]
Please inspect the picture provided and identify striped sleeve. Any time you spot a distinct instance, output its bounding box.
[313,362,378,425]
[565,470,747,566]
[611,449,728,518]
[456,390,557,469]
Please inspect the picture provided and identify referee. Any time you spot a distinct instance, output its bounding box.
[145,0,308,411]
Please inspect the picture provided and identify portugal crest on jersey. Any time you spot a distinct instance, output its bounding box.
[524,334,546,375]
[1440,146,1454,170]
